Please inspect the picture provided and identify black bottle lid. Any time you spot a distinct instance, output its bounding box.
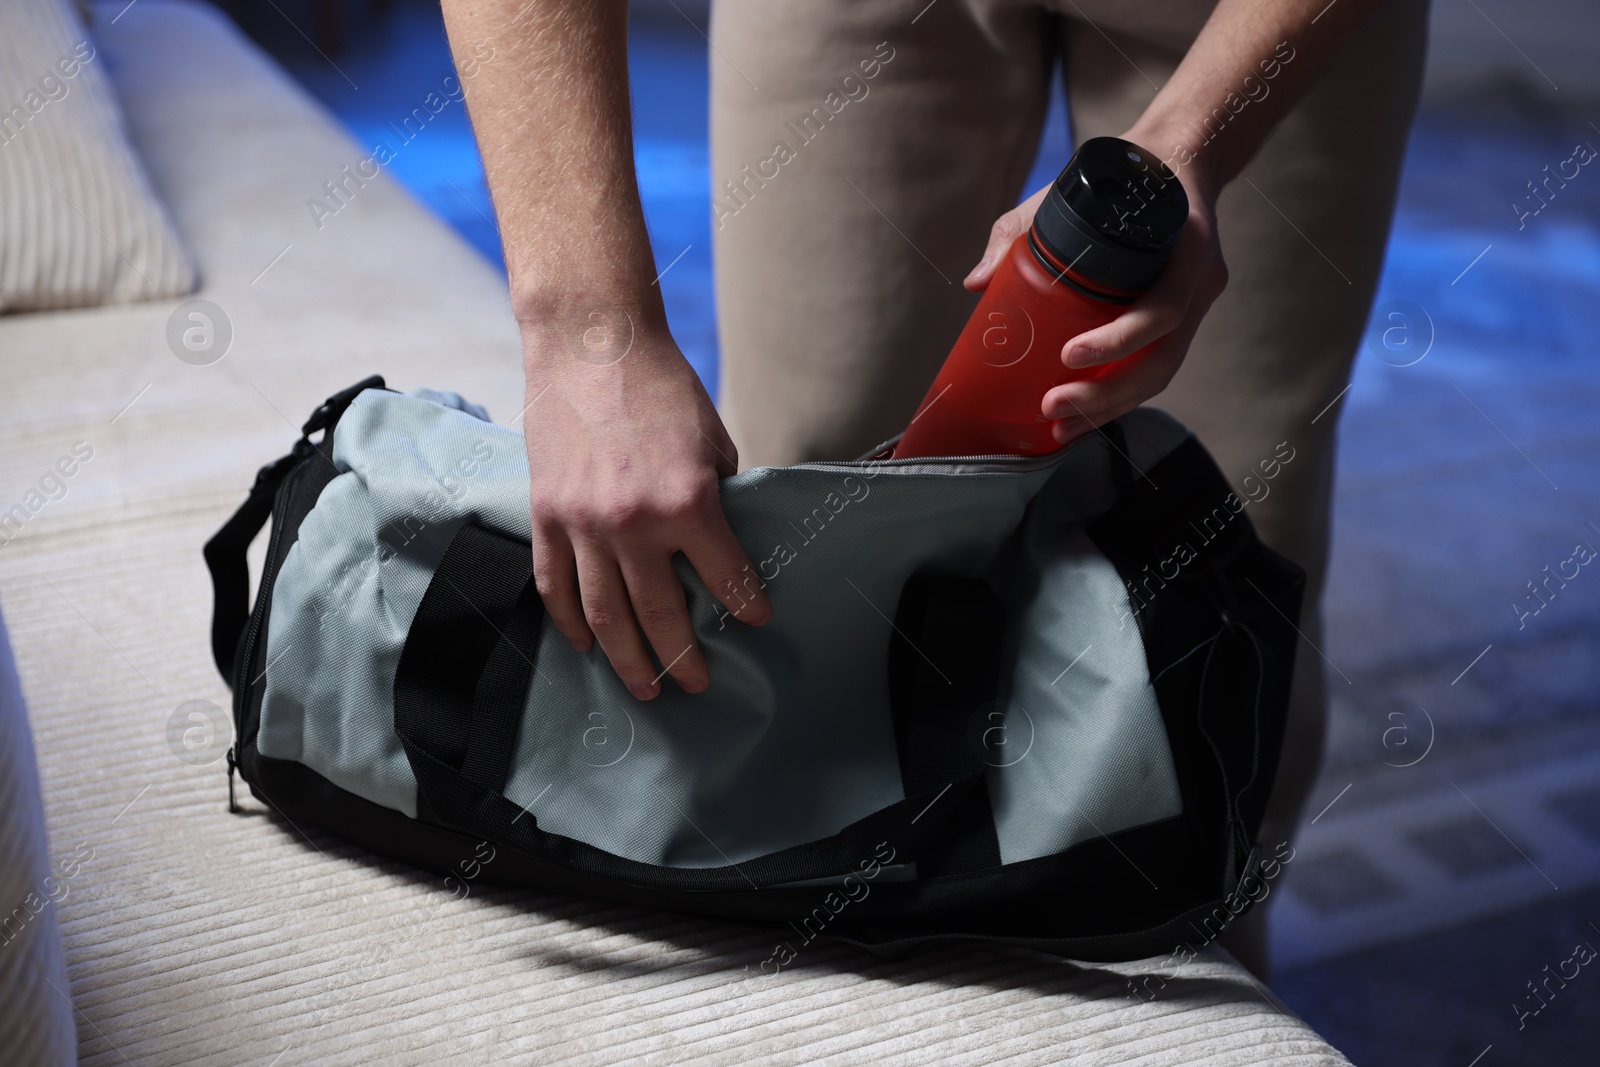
[1030,136,1189,294]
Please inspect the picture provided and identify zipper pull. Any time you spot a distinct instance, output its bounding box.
[225,745,240,814]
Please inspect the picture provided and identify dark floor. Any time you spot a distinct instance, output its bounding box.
[1275,885,1600,1067]
[239,2,1600,1064]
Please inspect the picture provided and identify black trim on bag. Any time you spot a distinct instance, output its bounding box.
[241,751,1253,961]
[1087,435,1304,894]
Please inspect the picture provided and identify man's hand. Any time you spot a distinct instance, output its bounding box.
[962,142,1227,446]
[960,0,1389,445]
[440,0,771,700]
[523,312,771,702]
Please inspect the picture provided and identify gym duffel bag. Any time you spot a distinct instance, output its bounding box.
[205,375,1304,962]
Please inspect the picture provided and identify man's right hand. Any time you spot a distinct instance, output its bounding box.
[438,0,767,697]
[522,310,772,701]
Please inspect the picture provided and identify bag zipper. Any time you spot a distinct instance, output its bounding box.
[789,436,1087,478]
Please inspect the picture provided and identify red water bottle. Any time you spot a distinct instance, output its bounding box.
[895,137,1188,458]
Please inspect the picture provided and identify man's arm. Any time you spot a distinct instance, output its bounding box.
[964,0,1391,442]
[440,0,771,701]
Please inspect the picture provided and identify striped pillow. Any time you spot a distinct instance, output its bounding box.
[0,0,195,313]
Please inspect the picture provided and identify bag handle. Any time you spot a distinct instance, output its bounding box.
[203,375,386,686]
[392,521,1006,892]
[203,450,300,684]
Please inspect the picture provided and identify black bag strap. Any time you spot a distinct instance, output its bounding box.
[889,573,1005,876]
[392,521,1005,892]
[203,450,299,684]
[203,375,386,685]
[392,523,543,796]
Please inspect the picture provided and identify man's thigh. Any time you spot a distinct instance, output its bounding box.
[1062,0,1430,600]
[710,0,1055,468]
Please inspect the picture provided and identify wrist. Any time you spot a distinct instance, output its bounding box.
[516,285,670,367]
[512,275,665,329]
[1121,117,1223,209]
[518,292,679,382]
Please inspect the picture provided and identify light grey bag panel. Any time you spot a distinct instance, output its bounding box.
[502,455,1070,867]
[985,529,1180,866]
[979,412,1190,865]
[261,389,1191,869]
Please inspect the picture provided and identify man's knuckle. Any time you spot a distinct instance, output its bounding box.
[612,505,651,532]
[583,604,625,633]
[584,494,644,532]
[660,482,711,523]
[633,601,680,634]
[1146,303,1183,337]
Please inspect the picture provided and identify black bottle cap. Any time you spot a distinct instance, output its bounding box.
[1030,136,1189,294]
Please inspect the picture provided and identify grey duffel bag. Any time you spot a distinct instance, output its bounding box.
[205,376,1304,962]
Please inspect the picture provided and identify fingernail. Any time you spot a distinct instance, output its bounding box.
[629,682,657,701]
[569,635,592,653]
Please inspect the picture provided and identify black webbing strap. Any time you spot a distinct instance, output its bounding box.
[392,522,1006,892]
[890,574,1004,876]
[393,523,543,795]
[203,450,299,685]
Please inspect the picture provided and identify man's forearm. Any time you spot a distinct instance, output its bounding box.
[1127,0,1389,195]
[440,0,664,335]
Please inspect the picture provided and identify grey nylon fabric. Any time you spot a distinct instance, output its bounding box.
[259,389,1187,869]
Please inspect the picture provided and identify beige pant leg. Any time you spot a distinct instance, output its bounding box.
[710,1,1056,468]
[1061,0,1429,973]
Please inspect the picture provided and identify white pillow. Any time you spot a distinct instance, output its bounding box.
[0,0,196,313]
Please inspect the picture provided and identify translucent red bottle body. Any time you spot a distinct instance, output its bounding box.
[894,232,1140,458]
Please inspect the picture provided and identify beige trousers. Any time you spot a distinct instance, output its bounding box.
[710,0,1427,971]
